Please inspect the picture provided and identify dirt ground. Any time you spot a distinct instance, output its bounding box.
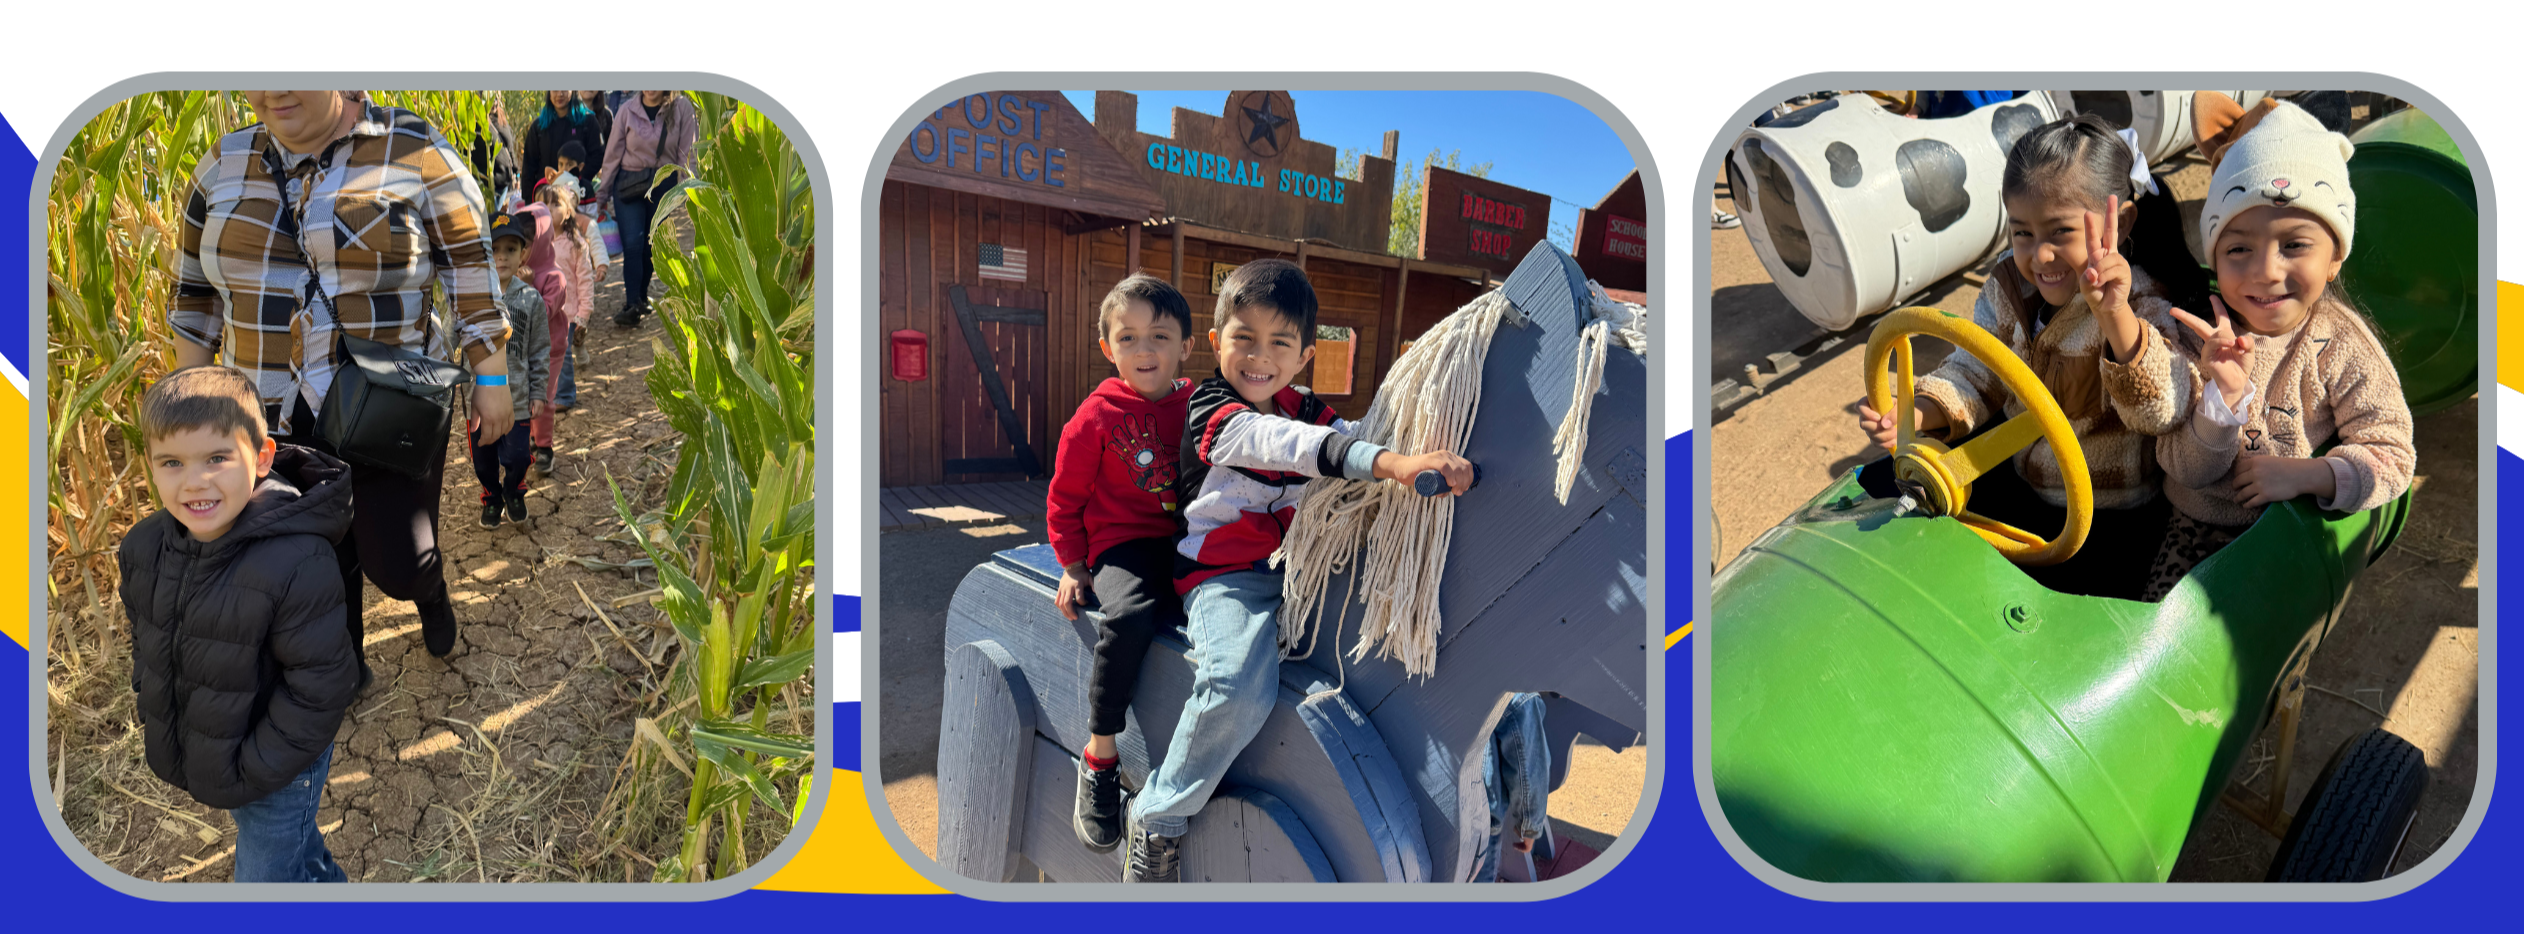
[1707,102,2480,882]
[875,520,1648,878]
[45,227,751,883]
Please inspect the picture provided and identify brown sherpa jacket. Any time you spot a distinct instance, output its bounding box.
[1914,256,2194,510]
[2157,299,2416,527]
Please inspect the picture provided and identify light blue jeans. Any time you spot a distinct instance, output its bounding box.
[1129,568,1284,838]
[1473,692,1550,882]
[228,743,347,883]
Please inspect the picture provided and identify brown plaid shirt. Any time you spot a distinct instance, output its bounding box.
[171,101,509,418]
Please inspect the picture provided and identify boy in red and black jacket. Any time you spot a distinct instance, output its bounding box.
[1122,259,1471,882]
[1044,274,1196,856]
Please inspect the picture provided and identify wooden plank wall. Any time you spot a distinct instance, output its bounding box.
[880,179,1088,487]
[1399,272,1492,350]
[884,186,1497,488]
[1078,228,1406,415]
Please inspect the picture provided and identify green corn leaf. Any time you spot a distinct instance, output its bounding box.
[691,730,792,816]
[50,339,148,458]
[732,647,814,691]
[694,721,815,760]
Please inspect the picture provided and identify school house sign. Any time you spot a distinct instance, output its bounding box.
[889,91,1166,222]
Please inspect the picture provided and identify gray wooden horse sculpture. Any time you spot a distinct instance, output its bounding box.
[934,243,1648,883]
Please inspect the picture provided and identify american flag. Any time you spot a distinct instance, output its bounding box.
[979,243,1028,282]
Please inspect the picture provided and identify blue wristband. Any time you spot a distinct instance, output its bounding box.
[475,373,509,387]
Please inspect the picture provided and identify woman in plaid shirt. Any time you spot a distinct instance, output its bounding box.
[170,89,514,661]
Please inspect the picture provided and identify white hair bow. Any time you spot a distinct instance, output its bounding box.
[2117,127,2161,197]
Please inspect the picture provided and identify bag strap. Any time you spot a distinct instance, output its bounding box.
[651,98,673,163]
[261,118,454,375]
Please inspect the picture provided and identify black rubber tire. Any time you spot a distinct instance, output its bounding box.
[2266,727,2429,882]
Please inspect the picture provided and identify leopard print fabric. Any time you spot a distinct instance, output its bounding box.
[2141,512,2248,602]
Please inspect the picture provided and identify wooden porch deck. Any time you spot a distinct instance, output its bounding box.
[879,479,1053,532]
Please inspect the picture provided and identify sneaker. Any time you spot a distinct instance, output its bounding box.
[1120,814,1181,883]
[532,446,556,474]
[1712,209,1742,230]
[419,595,458,658]
[613,304,643,328]
[1074,756,1124,853]
[480,499,504,529]
[505,491,529,526]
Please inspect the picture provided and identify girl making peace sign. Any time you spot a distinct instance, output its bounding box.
[2141,98,2415,602]
[1856,114,2205,600]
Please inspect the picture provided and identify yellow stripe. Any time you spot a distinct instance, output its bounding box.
[5,378,25,650]
[754,769,952,894]
[1664,621,1693,650]
[2499,280,2523,395]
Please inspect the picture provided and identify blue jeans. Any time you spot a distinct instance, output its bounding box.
[614,192,658,315]
[228,743,346,883]
[1473,693,1551,882]
[1129,569,1283,838]
[555,326,579,407]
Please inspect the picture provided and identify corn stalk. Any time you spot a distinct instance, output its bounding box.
[603,98,816,882]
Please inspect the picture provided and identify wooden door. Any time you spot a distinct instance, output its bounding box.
[939,282,1049,482]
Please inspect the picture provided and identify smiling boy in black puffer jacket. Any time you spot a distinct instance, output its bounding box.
[118,365,358,882]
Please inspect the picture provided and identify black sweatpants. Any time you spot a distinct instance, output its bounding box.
[1085,536,1184,737]
[286,396,452,652]
[1964,462,2171,602]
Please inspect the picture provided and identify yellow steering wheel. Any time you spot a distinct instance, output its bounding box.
[1864,306,2093,567]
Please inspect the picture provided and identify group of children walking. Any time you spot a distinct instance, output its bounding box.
[1044,260,1476,882]
[1854,96,2417,602]
[478,176,611,527]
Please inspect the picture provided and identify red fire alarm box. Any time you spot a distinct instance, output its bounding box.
[890,329,928,381]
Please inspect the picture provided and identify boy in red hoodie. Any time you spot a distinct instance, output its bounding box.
[1044,274,1196,855]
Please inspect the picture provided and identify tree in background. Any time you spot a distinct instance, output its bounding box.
[1339,147,1496,258]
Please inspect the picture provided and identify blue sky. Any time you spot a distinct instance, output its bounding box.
[1060,90,1637,243]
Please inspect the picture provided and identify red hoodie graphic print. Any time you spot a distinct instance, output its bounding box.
[1045,377,1193,569]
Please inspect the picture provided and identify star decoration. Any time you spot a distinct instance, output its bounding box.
[1243,95,1290,152]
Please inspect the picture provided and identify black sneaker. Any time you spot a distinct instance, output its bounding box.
[613,304,643,328]
[1074,757,1124,853]
[532,446,556,474]
[1121,813,1180,883]
[481,498,504,528]
[419,595,458,657]
[505,491,529,526]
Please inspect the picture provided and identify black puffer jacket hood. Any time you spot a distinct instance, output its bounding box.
[119,445,357,809]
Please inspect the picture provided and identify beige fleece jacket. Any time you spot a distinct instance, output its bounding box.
[2157,299,2416,527]
[1914,257,2193,510]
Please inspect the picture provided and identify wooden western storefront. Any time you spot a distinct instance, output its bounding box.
[879,90,1497,489]
[879,91,1166,488]
[1573,169,1647,293]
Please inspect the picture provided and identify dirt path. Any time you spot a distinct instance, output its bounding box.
[54,234,696,883]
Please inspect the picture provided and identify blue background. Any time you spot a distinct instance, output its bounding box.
[8,109,2509,924]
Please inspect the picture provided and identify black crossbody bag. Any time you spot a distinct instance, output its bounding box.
[267,134,471,480]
